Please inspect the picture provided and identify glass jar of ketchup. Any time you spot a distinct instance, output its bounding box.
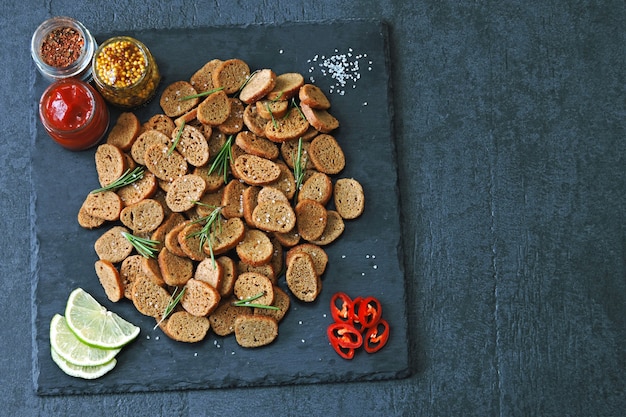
[39,78,109,151]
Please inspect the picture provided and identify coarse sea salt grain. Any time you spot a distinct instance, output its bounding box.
[306,48,368,95]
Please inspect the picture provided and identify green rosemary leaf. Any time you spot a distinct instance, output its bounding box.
[168,120,185,156]
[179,86,225,101]
[90,167,145,194]
[232,292,281,310]
[208,135,234,184]
[292,137,305,203]
[188,205,223,267]
[153,286,186,330]
[121,232,160,258]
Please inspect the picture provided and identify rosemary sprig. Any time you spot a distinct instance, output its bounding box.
[188,205,223,266]
[168,120,185,156]
[232,292,281,310]
[90,167,144,193]
[208,135,234,183]
[153,286,186,330]
[292,137,305,202]
[179,86,225,101]
[291,97,306,120]
[121,232,160,258]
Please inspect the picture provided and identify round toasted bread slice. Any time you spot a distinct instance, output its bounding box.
[196,89,231,126]
[254,286,290,322]
[212,58,250,95]
[144,143,188,182]
[233,154,281,186]
[160,80,199,118]
[106,112,141,151]
[300,103,339,133]
[308,134,345,174]
[239,68,277,104]
[234,314,278,348]
[163,310,210,343]
[208,217,246,256]
[285,252,321,302]
[264,107,310,143]
[131,274,171,318]
[190,58,223,93]
[252,200,296,234]
[165,174,206,213]
[267,161,296,200]
[142,113,176,138]
[266,72,304,101]
[216,256,237,296]
[297,171,333,205]
[235,229,273,267]
[158,246,194,287]
[286,243,328,276]
[120,254,144,300]
[235,131,279,160]
[83,192,123,222]
[117,170,158,206]
[94,143,127,188]
[333,178,365,220]
[233,272,274,306]
[130,129,171,165]
[180,278,221,317]
[295,199,328,242]
[221,179,247,219]
[177,221,208,262]
[94,259,124,303]
[209,299,252,336]
[195,257,223,289]
[256,99,289,119]
[119,198,165,235]
[218,97,245,135]
[298,84,331,110]
[310,210,345,246]
[173,124,210,167]
[243,103,270,137]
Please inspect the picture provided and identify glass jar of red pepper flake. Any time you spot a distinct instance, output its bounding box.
[31,16,97,82]
[39,78,109,151]
[92,36,160,109]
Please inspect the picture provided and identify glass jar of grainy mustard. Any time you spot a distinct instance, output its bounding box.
[92,36,160,109]
[31,16,97,82]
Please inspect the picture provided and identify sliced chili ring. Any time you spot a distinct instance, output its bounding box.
[357,296,383,329]
[330,292,354,324]
[350,296,364,332]
[363,318,389,353]
[327,322,363,349]
[330,341,356,360]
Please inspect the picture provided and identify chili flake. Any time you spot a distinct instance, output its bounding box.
[40,27,85,68]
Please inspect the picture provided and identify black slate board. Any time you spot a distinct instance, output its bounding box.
[31,19,409,395]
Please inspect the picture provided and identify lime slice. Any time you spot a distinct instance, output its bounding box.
[51,345,116,379]
[50,314,121,366]
[65,288,140,349]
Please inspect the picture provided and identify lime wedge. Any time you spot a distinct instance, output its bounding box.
[65,288,140,349]
[50,314,121,366]
[51,345,116,379]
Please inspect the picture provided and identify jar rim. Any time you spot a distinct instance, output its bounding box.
[92,36,151,91]
[31,16,95,81]
[39,78,97,134]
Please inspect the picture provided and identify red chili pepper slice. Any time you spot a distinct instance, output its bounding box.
[330,292,354,324]
[350,296,364,331]
[357,296,383,329]
[327,322,363,349]
[363,318,390,353]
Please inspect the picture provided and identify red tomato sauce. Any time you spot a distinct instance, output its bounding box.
[39,79,109,150]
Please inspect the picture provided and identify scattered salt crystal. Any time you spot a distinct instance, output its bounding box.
[373,265,378,270]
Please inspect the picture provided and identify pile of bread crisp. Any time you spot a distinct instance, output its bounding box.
[77,58,365,347]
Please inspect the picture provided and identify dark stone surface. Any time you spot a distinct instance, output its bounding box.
[1,0,624,415]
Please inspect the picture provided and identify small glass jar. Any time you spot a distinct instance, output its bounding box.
[92,36,161,109]
[31,16,96,82]
[39,78,109,151]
